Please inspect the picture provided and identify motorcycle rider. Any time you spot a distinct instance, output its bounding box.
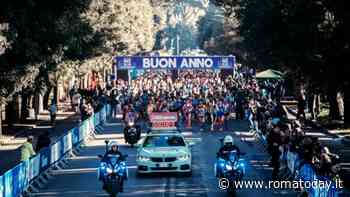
[217,135,241,159]
[102,142,126,192]
[216,135,241,178]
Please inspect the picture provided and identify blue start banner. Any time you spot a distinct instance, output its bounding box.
[115,56,235,70]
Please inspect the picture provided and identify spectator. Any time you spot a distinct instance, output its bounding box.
[21,136,36,161]
[80,99,89,121]
[87,102,94,116]
[69,84,78,109]
[72,92,82,113]
[49,101,57,126]
[267,122,283,180]
[36,131,51,152]
[297,89,306,119]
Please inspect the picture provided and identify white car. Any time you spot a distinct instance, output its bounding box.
[136,130,192,175]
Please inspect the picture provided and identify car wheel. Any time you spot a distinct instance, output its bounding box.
[136,171,144,178]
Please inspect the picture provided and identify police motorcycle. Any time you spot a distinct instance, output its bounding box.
[98,140,128,197]
[215,138,246,196]
[123,111,141,147]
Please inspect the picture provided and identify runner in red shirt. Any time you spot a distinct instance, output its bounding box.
[182,99,193,128]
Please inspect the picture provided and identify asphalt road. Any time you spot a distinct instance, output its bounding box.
[33,119,300,197]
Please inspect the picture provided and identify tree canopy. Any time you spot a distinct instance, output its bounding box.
[211,0,350,122]
[0,0,158,103]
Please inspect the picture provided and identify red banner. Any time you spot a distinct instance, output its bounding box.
[149,112,178,129]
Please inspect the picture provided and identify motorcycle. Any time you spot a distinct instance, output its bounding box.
[215,141,246,196]
[123,113,141,147]
[98,140,128,197]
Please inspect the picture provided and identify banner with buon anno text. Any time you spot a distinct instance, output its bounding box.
[115,56,235,70]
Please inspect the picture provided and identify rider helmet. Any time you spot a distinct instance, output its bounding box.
[110,141,119,151]
[223,135,234,146]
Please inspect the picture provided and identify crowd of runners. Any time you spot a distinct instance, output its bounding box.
[109,70,273,131]
[105,68,341,186]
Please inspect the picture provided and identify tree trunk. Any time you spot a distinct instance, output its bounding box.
[328,87,340,120]
[0,105,2,136]
[313,94,321,119]
[43,87,52,110]
[20,93,28,122]
[53,85,58,105]
[5,100,16,127]
[34,93,40,120]
[308,92,315,120]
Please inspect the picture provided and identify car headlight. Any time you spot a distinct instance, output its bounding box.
[116,164,126,172]
[178,154,190,160]
[100,162,107,170]
[137,155,150,162]
[225,164,233,171]
[233,163,239,170]
[234,161,245,170]
[106,167,113,174]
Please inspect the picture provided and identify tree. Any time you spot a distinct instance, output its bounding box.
[214,0,350,123]
[83,0,156,55]
[0,0,98,132]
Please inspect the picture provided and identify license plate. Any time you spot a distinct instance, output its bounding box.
[159,163,168,167]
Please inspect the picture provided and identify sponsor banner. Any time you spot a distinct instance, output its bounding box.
[22,161,29,189]
[40,147,50,171]
[93,113,99,127]
[89,116,94,135]
[115,56,235,70]
[79,121,87,141]
[298,163,317,182]
[72,127,80,146]
[4,163,26,197]
[66,132,73,152]
[27,153,40,181]
[3,170,12,197]
[0,104,111,197]
[0,175,3,197]
[50,142,61,164]
[61,133,72,155]
[298,163,317,195]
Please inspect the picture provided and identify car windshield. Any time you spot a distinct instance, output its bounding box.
[143,135,185,148]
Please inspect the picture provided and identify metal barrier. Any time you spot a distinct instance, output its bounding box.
[0,105,109,197]
[286,150,339,197]
[252,126,339,197]
[0,175,3,197]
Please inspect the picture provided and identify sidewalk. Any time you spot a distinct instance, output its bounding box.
[0,102,80,175]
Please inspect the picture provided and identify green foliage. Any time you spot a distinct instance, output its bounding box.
[0,0,103,101]
[214,0,350,121]
[237,0,350,87]
[0,0,94,65]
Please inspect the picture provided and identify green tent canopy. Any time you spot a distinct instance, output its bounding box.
[256,69,283,79]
